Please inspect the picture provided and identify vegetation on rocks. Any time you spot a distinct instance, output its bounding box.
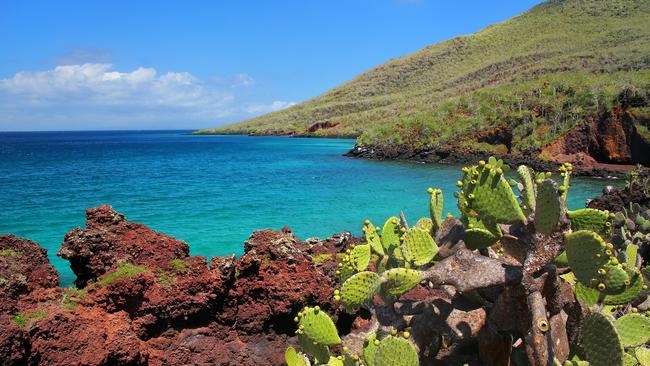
[286,158,650,365]
[197,0,650,166]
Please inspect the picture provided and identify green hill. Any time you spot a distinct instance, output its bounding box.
[196,0,650,164]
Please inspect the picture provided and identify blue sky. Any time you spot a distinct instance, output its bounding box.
[0,0,541,131]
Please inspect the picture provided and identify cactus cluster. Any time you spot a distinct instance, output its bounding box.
[288,158,650,366]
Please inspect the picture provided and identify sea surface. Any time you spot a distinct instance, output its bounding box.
[0,130,615,285]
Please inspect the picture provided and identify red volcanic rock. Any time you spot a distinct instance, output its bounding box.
[86,256,228,338]
[0,314,29,365]
[146,322,288,365]
[0,234,59,314]
[221,229,337,334]
[58,205,190,287]
[27,306,148,365]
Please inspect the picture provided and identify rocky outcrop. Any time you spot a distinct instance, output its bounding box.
[0,206,352,365]
[58,205,190,287]
[0,234,59,314]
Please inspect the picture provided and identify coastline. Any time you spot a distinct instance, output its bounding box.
[191,131,643,178]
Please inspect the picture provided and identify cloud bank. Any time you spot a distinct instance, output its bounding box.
[0,64,295,131]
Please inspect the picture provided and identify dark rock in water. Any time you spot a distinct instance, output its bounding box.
[0,234,60,314]
[587,182,650,212]
[0,206,354,365]
[58,205,190,287]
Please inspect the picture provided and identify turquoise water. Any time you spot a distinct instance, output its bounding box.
[0,131,613,285]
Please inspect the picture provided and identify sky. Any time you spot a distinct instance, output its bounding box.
[0,0,542,131]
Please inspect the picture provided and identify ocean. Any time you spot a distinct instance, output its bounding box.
[0,130,615,285]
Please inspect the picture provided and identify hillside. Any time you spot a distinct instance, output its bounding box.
[196,0,650,166]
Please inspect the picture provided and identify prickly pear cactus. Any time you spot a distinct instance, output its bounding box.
[464,227,500,250]
[382,268,424,297]
[339,271,382,310]
[615,313,650,348]
[363,220,385,256]
[382,217,402,254]
[581,312,624,366]
[459,159,525,224]
[428,187,444,234]
[535,179,561,235]
[286,346,311,366]
[568,208,612,237]
[374,335,419,366]
[400,227,438,266]
[297,307,341,345]
[517,164,536,215]
[349,244,371,271]
[565,230,610,288]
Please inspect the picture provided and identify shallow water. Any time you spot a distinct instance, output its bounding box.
[0,131,615,285]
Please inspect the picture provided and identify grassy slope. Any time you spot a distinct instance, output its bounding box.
[196,0,650,151]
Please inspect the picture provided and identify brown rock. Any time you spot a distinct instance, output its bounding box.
[0,234,59,314]
[58,205,190,287]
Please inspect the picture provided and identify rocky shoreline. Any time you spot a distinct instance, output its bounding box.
[344,144,643,179]
[0,205,356,365]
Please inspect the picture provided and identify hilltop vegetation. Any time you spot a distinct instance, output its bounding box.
[196,0,650,164]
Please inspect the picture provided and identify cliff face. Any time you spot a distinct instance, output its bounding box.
[0,206,355,366]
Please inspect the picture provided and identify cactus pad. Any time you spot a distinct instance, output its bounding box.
[340,271,381,310]
[363,333,379,366]
[401,227,438,266]
[298,333,330,364]
[285,346,311,366]
[615,314,650,348]
[363,220,384,256]
[415,217,434,234]
[576,272,644,305]
[636,347,650,366]
[625,244,639,269]
[604,264,630,294]
[382,217,402,254]
[462,162,526,224]
[565,230,609,287]
[517,165,536,214]
[298,307,341,346]
[382,268,424,297]
[581,312,624,366]
[535,179,561,234]
[568,208,611,237]
[374,335,419,366]
[349,244,371,271]
[429,188,444,233]
[465,227,500,250]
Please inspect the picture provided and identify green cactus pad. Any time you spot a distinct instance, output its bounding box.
[464,163,526,224]
[400,227,438,266]
[285,346,311,366]
[363,333,379,366]
[535,179,561,234]
[567,208,611,237]
[349,244,371,271]
[298,333,330,364]
[623,353,638,366]
[429,188,444,233]
[565,230,609,287]
[576,272,644,305]
[464,227,500,250]
[517,165,536,214]
[615,314,650,348]
[382,217,402,254]
[625,244,639,269]
[581,312,624,366]
[298,307,341,346]
[363,220,384,256]
[415,217,434,234]
[337,259,357,283]
[636,347,650,366]
[382,268,424,297]
[326,356,345,366]
[554,251,569,267]
[374,335,419,366]
[340,271,381,310]
[604,265,630,294]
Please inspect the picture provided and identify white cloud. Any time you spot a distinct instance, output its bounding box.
[245,100,297,114]
[0,64,292,130]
